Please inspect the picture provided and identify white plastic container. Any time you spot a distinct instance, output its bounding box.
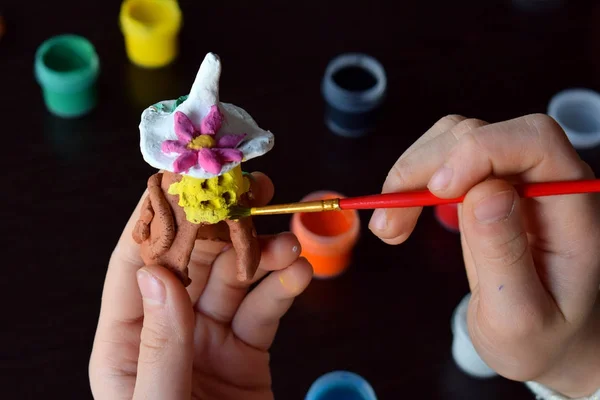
[451,293,498,378]
[547,88,600,150]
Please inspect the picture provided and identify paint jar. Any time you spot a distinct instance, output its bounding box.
[34,34,100,118]
[305,371,377,400]
[291,191,360,279]
[451,293,497,378]
[321,53,387,138]
[512,0,563,12]
[434,203,460,232]
[119,0,182,68]
[0,13,5,41]
[547,88,600,150]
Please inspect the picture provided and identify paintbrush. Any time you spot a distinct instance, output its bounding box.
[227,179,600,219]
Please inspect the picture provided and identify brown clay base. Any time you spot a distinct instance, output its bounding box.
[132,171,260,287]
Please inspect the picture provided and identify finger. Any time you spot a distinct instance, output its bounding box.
[402,114,467,157]
[462,180,564,379]
[462,180,555,319]
[370,116,488,244]
[89,190,154,399]
[97,191,148,330]
[426,114,600,313]
[195,232,302,322]
[232,257,313,350]
[246,171,275,206]
[426,114,588,196]
[132,265,195,400]
[186,171,275,303]
[457,203,479,292]
[369,116,467,244]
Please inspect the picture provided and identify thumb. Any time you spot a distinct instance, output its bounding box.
[461,179,552,325]
[133,265,195,400]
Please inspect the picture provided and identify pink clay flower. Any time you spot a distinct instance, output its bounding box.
[161,106,246,175]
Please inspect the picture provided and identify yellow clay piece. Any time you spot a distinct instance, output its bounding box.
[188,135,216,150]
[168,165,251,225]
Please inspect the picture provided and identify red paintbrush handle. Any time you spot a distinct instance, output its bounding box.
[338,179,600,210]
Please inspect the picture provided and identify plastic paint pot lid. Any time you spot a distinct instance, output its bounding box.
[35,34,100,93]
[290,191,360,279]
[305,371,377,400]
[451,293,498,378]
[321,53,387,137]
[547,88,600,149]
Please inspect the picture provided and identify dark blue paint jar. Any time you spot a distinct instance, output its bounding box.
[322,53,387,138]
[547,88,600,150]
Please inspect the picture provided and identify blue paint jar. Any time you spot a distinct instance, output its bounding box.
[547,88,600,150]
[321,53,387,138]
[305,371,377,400]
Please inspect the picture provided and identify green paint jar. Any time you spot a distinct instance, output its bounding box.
[35,34,100,118]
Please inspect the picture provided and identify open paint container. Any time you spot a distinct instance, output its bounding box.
[547,88,600,150]
[291,191,360,279]
[34,34,100,118]
[321,53,387,137]
[451,293,497,378]
[305,371,377,400]
[119,0,182,68]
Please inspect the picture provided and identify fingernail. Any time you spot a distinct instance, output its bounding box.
[428,165,453,191]
[289,233,302,254]
[369,209,387,231]
[137,269,166,304]
[279,268,300,293]
[473,190,515,223]
[220,243,233,253]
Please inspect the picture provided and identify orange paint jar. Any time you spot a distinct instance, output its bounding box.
[291,191,360,278]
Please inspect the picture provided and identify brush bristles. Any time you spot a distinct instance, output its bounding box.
[227,205,252,220]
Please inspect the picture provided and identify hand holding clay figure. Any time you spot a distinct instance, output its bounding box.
[129,53,281,287]
[370,114,600,398]
[90,53,315,400]
[89,171,313,400]
[131,168,262,286]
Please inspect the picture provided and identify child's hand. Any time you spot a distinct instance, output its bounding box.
[369,114,600,398]
[89,172,313,400]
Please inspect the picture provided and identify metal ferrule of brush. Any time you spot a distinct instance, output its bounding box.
[251,199,341,215]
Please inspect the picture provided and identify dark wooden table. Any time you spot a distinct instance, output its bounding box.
[2,0,600,398]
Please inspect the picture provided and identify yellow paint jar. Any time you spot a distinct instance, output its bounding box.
[119,0,182,68]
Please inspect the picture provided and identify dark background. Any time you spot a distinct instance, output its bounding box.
[2,0,600,398]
